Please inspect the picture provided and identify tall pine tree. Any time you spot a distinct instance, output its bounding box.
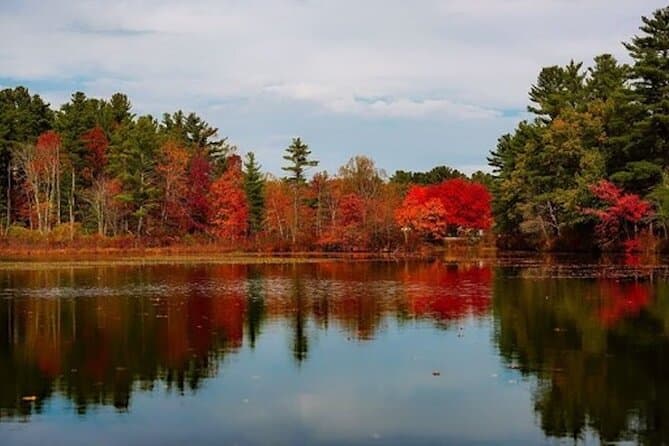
[624,6,669,169]
[282,137,318,245]
[243,151,265,235]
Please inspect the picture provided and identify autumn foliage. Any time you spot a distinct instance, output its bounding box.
[395,178,492,240]
[584,180,653,251]
[209,155,248,241]
[1,113,496,252]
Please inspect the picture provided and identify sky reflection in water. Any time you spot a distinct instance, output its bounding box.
[0,261,665,445]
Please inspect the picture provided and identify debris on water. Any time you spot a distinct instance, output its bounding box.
[21,395,37,402]
[553,327,565,332]
[509,361,520,369]
[242,398,249,404]
[508,379,517,384]
[371,433,381,440]
[432,371,441,376]
[491,373,498,378]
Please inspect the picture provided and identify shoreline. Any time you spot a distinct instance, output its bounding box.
[0,245,498,269]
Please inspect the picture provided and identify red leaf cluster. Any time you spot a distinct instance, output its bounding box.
[395,178,492,240]
[585,180,653,250]
[81,126,108,180]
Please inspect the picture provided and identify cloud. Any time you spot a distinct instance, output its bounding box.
[0,0,667,173]
[263,83,501,119]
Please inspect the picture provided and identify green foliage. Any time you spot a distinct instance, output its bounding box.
[624,6,669,168]
[490,5,669,250]
[610,161,663,195]
[108,115,161,235]
[528,61,586,121]
[390,165,465,185]
[282,137,318,184]
[160,110,233,173]
[243,152,265,235]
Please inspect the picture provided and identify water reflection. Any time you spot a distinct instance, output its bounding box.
[493,274,668,444]
[0,262,491,421]
[2,260,668,445]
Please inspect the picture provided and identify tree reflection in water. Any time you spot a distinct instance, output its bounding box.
[4,260,668,445]
[493,272,669,445]
[0,261,491,420]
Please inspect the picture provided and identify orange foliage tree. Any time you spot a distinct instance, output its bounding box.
[317,192,366,250]
[156,141,190,234]
[209,155,248,241]
[264,179,293,249]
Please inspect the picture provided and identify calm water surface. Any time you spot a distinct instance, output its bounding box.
[0,259,667,445]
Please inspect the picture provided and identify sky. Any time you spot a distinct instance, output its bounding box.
[1,0,667,176]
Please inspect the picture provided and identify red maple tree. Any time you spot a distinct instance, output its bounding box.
[395,178,492,240]
[209,155,249,241]
[81,126,108,181]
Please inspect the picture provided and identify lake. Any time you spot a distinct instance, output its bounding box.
[0,258,667,445]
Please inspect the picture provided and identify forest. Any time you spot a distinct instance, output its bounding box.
[4,5,669,254]
[0,87,491,252]
[490,6,669,252]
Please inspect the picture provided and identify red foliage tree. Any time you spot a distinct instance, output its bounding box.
[395,178,492,241]
[584,180,653,251]
[17,131,62,232]
[318,192,366,250]
[81,126,108,181]
[186,151,212,232]
[209,155,249,241]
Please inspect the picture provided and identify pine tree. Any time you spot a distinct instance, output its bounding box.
[528,61,586,121]
[160,110,233,174]
[108,115,161,235]
[282,137,318,184]
[282,137,318,245]
[624,6,669,168]
[243,151,265,235]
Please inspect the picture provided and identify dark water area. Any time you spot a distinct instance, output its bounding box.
[0,259,667,445]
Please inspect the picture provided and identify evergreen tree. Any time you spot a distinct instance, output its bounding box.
[243,151,265,235]
[160,110,234,173]
[585,54,636,176]
[528,61,586,121]
[282,137,318,185]
[107,93,134,129]
[390,165,465,185]
[282,137,318,245]
[624,6,669,169]
[109,115,161,235]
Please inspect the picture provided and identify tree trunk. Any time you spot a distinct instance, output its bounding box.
[5,161,11,235]
[69,170,75,241]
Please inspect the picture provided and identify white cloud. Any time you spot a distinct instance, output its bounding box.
[2,0,665,111]
[0,0,667,172]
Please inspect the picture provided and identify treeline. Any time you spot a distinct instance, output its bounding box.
[0,88,492,251]
[490,6,669,252]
